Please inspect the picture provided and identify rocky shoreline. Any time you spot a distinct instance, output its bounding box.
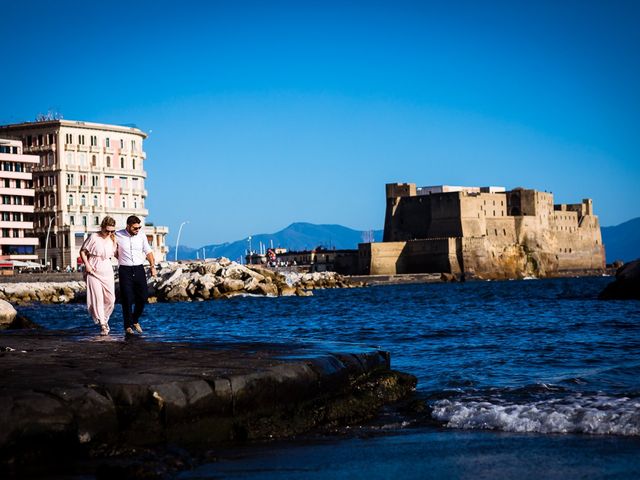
[0,331,416,478]
[148,259,362,302]
[0,259,364,306]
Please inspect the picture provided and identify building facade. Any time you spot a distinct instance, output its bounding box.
[0,139,39,262]
[0,120,169,270]
[360,182,605,279]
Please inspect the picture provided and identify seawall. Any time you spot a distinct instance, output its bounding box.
[0,331,416,476]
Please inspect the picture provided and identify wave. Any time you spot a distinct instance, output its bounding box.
[431,393,640,436]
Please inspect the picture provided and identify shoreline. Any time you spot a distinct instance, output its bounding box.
[0,330,416,477]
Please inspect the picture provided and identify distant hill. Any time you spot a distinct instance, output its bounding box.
[168,218,639,265]
[602,217,640,263]
[168,222,384,262]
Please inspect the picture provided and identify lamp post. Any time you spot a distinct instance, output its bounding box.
[44,216,55,270]
[174,221,189,262]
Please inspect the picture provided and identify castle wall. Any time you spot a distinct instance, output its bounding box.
[359,239,459,275]
[379,183,605,279]
[426,194,463,238]
[383,196,433,241]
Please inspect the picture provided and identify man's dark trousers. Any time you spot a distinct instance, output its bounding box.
[119,265,147,329]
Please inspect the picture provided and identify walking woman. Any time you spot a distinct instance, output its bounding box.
[79,216,118,335]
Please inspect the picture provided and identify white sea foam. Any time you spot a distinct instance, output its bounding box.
[432,394,640,436]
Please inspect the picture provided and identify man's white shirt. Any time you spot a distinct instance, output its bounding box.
[115,229,152,266]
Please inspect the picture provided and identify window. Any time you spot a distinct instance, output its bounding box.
[78,135,85,145]
[133,197,138,209]
[1,213,8,221]
[2,229,9,238]
[38,134,43,146]
[132,158,136,169]
[66,152,73,165]
[120,157,125,168]
[79,175,87,186]
[3,179,9,188]
[93,195,98,206]
[82,216,87,226]
[81,195,86,206]
[65,133,73,144]
[132,178,139,190]
[107,195,114,207]
[66,174,74,185]
[94,216,99,225]
[121,197,127,208]
[91,155,97,167]
[48,133,55,144]
[90,135,97,146]
[120,139,124,148]
[2,195,10,205]
[70,216,75,225]
[105,176,114,188]
[120,176,128,188]
[106,156,111,167]
[68,194,74,206]
[105,137,110,148]
[91,175,99,187]
[12,213,20,221]
[79,153,87,166]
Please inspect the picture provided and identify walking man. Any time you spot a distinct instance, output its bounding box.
[116,215,157,335]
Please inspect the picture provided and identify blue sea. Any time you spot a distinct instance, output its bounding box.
[20,276,640,479]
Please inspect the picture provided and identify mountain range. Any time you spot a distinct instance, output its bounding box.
[169,218,640,264]
[169,222,383,262]
[601,217,640,263]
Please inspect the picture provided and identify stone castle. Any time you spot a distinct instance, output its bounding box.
[358,183,606,279]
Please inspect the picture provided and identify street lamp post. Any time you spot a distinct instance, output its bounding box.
[174,221,189,262]
[44,216,55,270]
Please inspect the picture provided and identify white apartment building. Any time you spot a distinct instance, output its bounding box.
[0,139,39,262]
[0,120,169,270]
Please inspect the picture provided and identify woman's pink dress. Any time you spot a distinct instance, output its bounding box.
[82,233,117,331]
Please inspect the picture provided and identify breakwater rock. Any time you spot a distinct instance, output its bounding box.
[0,300,17,327]
[0,281,86,305]
[0,260,364,305]
[599,259,640,300]
[149,259,362,302]
[0,332,416,476]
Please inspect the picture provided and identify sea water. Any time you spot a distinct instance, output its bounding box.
[20,277,640,479]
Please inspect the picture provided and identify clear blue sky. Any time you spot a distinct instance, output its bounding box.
[1,0,638,247]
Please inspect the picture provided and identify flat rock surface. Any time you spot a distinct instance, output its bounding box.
[0,331,325,388]
[0,330,410,463]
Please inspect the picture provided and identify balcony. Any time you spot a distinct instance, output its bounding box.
[0,237,39,246]
[24,145,53,154]
[32,165,57,173]
[65,144,77,151]
[0,221,34,230]
[149,225,169,234]
[0,187,35,197]
[3,205,36,214]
